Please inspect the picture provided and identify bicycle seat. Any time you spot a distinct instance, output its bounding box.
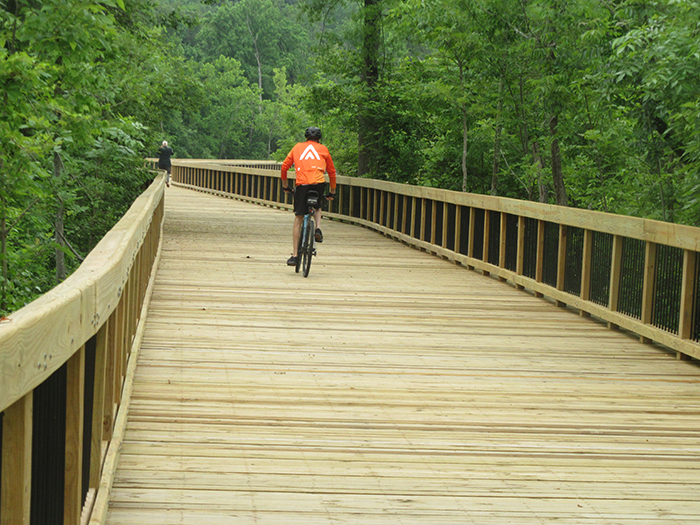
[306,190,320,208]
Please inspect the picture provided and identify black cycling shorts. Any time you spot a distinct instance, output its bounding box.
[294,183,326,216]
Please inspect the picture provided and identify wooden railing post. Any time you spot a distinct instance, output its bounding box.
[442,203,449,252]
[640,241,658,343]
[467,208,476,270]
[453,206,462,258]
[556,224,568,307]
[516,216,525,290]
[64,345,86,525]
[1,393,32,525]
[410,197,417,239]
[431,199,438,245]
[535,220,545,298]
[482,210,491,276]
[678,249,697,359]
[400,195,407,234]
[90,323,109,490]
[498,212,507,282]
[580,229,593,317]
[393,192,400,232]
[608,234,624,330]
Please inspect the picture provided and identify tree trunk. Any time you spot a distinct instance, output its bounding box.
[532,141,548,203]
[462,106,468,192]
[358,0,381,177]
[54,152,66,283]
[245,15,263,106]
[491,79,503,196]
[549,114,568,206]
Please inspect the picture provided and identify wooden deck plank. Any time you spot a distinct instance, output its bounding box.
[106,187,700,524]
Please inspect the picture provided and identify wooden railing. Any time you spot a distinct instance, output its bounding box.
[0,174,165,525]
[169,159,700,361]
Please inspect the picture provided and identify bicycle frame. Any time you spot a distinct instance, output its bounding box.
[295,190,319,277]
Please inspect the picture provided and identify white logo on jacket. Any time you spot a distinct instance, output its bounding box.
[301,145,321,161]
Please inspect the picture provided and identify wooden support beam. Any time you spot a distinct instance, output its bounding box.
[608,235,624,330]
[467,208,476,270]
[516,216,525,290]
[90,324,109,489]
[556,224,568,307]
[580,229,593,317]
[64,346,86,525]
[442,203,449,251]
[1,393,32,525]
[482,210,491,276]
[431,199,437,245]
[498,212,507,282]
[410,197,417,239]
[535,220,545,298]
[453,206,462,258]
[678,249,698,359]
[640,241,658,343]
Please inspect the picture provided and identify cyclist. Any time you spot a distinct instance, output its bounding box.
[281,127,336,266]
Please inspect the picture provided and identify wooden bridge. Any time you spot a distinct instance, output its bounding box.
[2,161,700,524]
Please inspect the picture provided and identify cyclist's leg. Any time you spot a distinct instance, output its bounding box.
[292,215,303,256]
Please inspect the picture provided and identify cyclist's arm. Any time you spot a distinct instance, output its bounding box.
[325,153,337,193]
[280,151,295,188]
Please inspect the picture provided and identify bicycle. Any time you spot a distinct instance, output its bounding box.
[284,187,329,277]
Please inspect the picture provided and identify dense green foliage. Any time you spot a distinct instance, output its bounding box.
[3,0,700,314]
[157,0,700,224]
[0,0,194,314]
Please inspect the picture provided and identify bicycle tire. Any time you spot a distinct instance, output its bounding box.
[302,217,314,277]
[295,217,306,273]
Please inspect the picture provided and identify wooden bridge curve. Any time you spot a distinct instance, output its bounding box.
[2,166,700,524]
[113,188,700,523]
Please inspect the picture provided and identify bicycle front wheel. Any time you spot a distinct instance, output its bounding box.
[302,218,314,277]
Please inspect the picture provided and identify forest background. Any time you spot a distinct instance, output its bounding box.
[1,0,699,315]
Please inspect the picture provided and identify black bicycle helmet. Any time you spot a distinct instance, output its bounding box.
[305,127,322,141]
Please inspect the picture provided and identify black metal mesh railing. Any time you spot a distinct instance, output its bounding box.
[589,231,613,306]
[488,212,501,265]
[413,198,422,240]
[31,365,67,525]
[618,237,645,319]
[653,244,683,334]
[505,214,518,272]
[693,254,700,342]
[542,222,559,288]
[351,187,361,219]
[446,204,456,251]
[459,206,470,256]
[434,201,444,245]
[472,208,485,261]
[522,218,538,279]
[424,200,433,242]
[564,226,584,296]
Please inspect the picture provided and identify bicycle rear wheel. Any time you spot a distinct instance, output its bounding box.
[295,219,305,273]
[302,217,314,277]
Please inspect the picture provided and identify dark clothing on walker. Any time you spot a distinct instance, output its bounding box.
[158,146,173,173]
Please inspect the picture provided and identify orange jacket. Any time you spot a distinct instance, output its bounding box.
[281,141,336,190]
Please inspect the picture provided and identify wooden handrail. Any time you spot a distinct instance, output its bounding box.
[168,159,700,361]
[1,173,165,524]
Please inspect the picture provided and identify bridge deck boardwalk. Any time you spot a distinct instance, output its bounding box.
[106,187,700,524]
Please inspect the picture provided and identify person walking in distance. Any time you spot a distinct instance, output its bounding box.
[281,127,336,266]
[158,140,174,187]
